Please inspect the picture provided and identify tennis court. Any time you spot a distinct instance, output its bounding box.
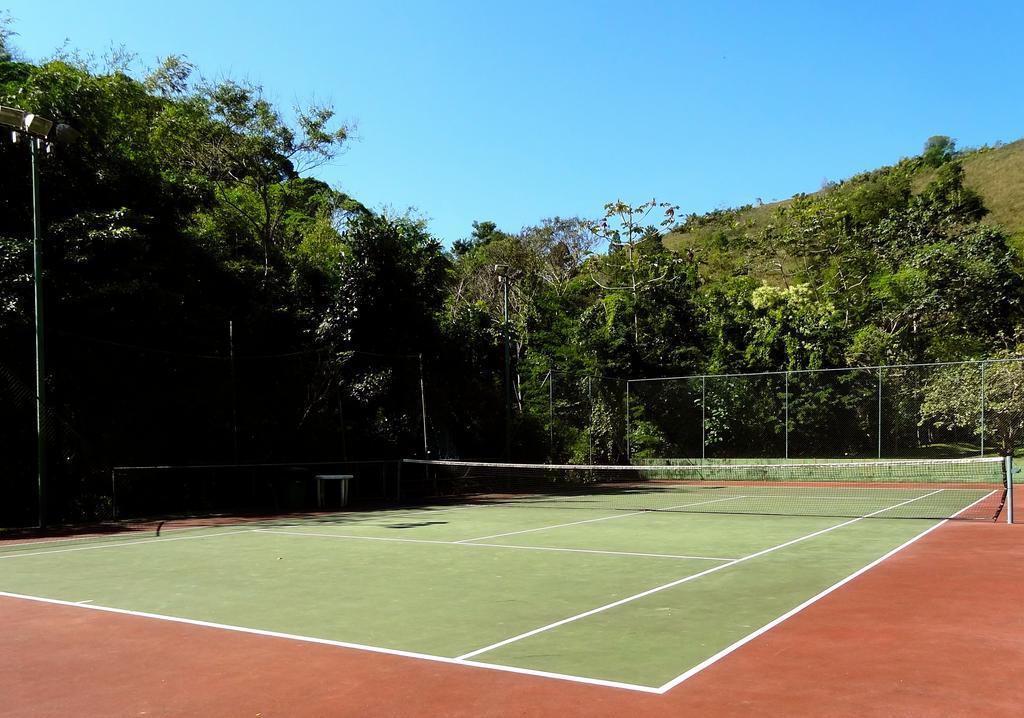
[0,457,1013,694]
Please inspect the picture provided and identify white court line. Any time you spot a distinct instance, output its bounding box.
[253,529,450,546]
[471,543,732,562]
[252,529,733,562]
[654,488,997,693]
[0,591,660,694]
[453,495,749,543]
[752,493,978,499]
[0,530,247,560]
[455,489,946,661]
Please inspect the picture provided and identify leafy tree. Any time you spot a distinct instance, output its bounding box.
[922,135,956,167]
[154,75,351,276]
[452,220,509,256]
[521,217,599,297]
[0,12,17,62]
[921,352,1024,455]
[579,229,701,377]
[590,200,679,343]
[745,283,844,370]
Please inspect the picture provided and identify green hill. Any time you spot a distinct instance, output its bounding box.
[958,139,1024,245]
[666,138,1024,264]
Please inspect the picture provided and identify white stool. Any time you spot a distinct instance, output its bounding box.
[314,474,353,509]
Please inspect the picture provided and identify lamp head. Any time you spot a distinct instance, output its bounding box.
[0,105,27,129]
[23,113,54,137]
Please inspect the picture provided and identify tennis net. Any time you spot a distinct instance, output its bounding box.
[400,457,1014,521]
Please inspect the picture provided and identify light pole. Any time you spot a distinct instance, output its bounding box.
[494,264,511,459]
[1,105,78,528]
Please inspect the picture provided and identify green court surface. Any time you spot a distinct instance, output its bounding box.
[0,487,993,691]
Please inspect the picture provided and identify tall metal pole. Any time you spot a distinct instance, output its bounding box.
[228,320,239,463]
[30,137,47,529]
[419,353,429,458]
[502,276,511,460]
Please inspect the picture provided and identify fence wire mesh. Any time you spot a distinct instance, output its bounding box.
[4,345,1022,527]
[518,370,627,464]
[1,332,428,527]
[626,359,1024,463]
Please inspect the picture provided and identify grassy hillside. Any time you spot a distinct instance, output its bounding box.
[666,137,1024,261]
[960,138,1024,245]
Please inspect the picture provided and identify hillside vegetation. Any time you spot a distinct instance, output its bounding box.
[666,137,1024,263]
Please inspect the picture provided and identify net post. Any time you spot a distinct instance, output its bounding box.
[1006,455,1014,525]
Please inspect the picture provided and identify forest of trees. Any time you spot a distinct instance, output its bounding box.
[3,30,1023,524]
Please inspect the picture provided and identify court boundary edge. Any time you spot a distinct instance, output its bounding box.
[0,591,661,694]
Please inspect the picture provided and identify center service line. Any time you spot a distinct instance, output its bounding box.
[454,495,748,543]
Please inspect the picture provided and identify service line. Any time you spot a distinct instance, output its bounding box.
[453,495,749,543]
[252,528,732,562]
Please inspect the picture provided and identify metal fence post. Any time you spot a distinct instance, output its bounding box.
[980,362,986,457]
[877,367,883,459]
[625,380,631,463]
[784,371,790,460]
[111,469,118,520]
[701,376,707,463]
[588,376,594,465]
[547,370,554,460]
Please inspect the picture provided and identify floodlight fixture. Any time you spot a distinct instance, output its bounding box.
[23,113,53,137]
[0,104,27,129]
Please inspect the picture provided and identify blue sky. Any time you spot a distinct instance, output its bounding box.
[5,1,1023,245]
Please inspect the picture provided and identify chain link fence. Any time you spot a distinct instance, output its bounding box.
[627,359,1024,462]
[5,346,1022,527]
[1,331,429,527]
[518,369,627,464]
